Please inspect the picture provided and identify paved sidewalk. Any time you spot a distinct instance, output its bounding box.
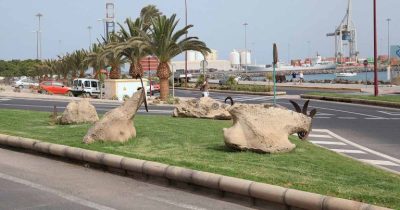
[240,81,400,94]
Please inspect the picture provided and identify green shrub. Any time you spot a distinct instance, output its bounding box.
[196,75,205,87]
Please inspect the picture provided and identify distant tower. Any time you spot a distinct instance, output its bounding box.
[327,0,359,63]
[105,1,115,40]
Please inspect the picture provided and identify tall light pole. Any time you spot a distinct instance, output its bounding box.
[373,0,378,96]
[35,13,43,60]
[386,18,391,64]
[243,22,248,74]
[386,18,391,81]
[87,26,93,48]
[97,19,106,39]
[184,0,188,88]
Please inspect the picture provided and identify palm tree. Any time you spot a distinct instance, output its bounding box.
[140,14,211,100]
[85,43,105,79]
[99,34,126,79]
[140,5,162,29]
[117,18,150,78]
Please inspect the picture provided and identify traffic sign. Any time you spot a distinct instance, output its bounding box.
[363,60,368,67]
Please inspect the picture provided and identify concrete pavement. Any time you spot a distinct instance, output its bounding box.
[0,147,252,210]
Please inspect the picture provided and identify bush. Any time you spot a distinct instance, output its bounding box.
[196,75,205,87]
[166,96,180,104]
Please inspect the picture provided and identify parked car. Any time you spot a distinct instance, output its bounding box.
[70,78,101,97]
[146,81,160,94]
[39,81,70,95]
[12,78,39,89]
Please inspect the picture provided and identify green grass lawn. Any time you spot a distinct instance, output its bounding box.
[0,109,399,209]
[306,92,400,103]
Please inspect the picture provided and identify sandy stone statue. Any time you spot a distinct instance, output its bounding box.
[83,89,146,144]
[172,97,231,120]
[58,99,99,125]
[223,100,316,153]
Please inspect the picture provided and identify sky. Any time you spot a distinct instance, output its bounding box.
[0,0,399,64]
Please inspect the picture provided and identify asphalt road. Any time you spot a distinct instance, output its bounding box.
[0,147,252,210]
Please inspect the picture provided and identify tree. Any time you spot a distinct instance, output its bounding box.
[99,34,127,79]
[141,14,211,100]
[117,18,149,78]
[85,43,105,79]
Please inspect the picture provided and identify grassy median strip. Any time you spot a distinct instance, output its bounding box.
[305,92,400,103]
[0,109,399,209]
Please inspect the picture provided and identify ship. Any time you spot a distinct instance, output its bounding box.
[245,56,337,72]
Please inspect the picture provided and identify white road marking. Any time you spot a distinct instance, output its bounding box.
[0,103,66,109]
[308,134,332,138]
[316,113,335,116]
[310,141,347,146]
[0,98,10,102]
[313,129,400,165]
[378,111,400,116]
[0,172,116,210]
[359,159,400,167]
[364,118,388,120]
[279,102,387,119]
[314,117,331,119]
[330,149,366,154]
[337,117,357,120]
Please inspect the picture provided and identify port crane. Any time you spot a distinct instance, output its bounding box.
[327,0,359,64]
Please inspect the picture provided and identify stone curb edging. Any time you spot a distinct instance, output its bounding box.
[0,134,392,210]
[174,87,286,96]
[301,94,400,109]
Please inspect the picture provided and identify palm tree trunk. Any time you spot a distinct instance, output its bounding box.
[157,62,170,100]
[130,62,144,79]
[79,69,85,78]
[109,64,120,79]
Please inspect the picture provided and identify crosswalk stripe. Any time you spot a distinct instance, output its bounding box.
[359,159,400,167]
[0,98,10,101]
[338,117,357,120]
[330,149,366,154]
[308,134,332,138]
[310,141,347,146]
[314,117,331,119]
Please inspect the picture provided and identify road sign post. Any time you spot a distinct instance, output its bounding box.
[200,60,208,79]
[273,43,278,106]
[363,60,368,88]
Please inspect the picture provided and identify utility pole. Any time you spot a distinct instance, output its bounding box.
[386,18,391,81]
[373,0,378,96]
[243,22,248,74]
[35,13,43,60]
[184,0,188,88]
[88,26,93,48]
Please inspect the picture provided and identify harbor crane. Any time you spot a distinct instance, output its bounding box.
[327,0,359,64]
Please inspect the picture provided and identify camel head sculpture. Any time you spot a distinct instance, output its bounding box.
[289,100,317,140]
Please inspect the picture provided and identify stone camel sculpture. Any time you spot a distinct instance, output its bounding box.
[83,78,148,144]
[223,99,317,153]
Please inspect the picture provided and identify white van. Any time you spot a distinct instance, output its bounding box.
[70,78,101,97]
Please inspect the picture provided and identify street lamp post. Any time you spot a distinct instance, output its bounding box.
[88,26,92,48]
[386,18,391,81]
[373,0,378,96]
[184,0,188,88]
[35,13,43,60]
[97,19,106,39]
[244,23,248,74]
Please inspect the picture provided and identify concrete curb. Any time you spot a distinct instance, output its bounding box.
[301,94,400,109]
[0,134,392,210]
[174,87,286,96]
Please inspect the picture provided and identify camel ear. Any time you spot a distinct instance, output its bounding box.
[302,100,310,115]
[309,109,317,118]
[139,76,149,112]
[289,100,301,113]
[225,96,234,105]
